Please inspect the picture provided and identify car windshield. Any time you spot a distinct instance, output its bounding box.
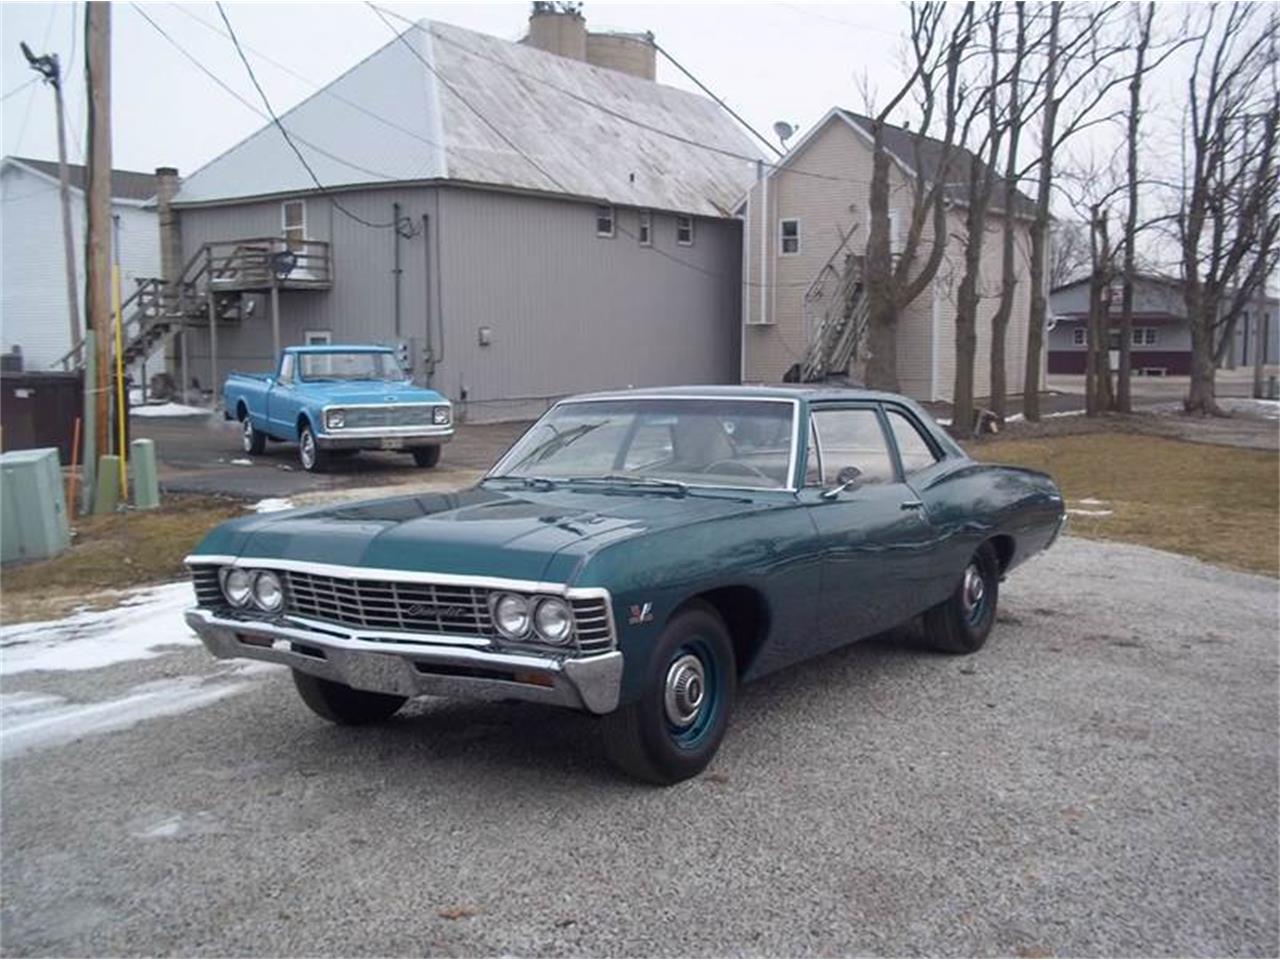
[490,397,796,490]
[297,351,404,382]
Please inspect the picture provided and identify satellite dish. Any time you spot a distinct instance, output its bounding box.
[773,121,796,148]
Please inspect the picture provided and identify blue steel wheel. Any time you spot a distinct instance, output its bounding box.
[601,603,736,785]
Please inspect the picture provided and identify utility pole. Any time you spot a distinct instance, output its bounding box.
[85,3,112,464]
[20,42,81,362]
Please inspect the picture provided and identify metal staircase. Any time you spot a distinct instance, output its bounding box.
[52,237,332,378]
[790,254,869,383]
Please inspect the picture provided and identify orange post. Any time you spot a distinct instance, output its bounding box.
[67,415,82,515]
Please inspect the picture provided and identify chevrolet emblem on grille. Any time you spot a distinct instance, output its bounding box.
[404,602,471,620]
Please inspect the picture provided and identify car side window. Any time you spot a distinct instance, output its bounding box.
[803,418,822,486]
[811,408,895,485]
[886,409,940,475]
[624,420,675,471]
[278,354,294,384]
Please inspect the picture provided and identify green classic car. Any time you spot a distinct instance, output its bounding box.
[185,386,1065,784]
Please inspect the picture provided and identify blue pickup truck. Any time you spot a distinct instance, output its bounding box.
[222,345,453,472]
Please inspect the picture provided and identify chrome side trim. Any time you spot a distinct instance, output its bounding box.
[185,608,623,714]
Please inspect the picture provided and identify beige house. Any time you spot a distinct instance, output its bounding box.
[738,108,1037,402]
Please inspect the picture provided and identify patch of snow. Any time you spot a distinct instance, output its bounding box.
[1219,397,1280,420]
[1078,497,1109,506]
[0,582,197,676]
[229,458,254,466]
[1067,508,1114,517]
[1045,409,1087,419]
[131,810,225,840]
[130,402,211,418]
[248,497,294,513]
[0,675,249,759]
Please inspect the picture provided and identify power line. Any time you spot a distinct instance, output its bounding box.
[648,39,783,158]
[2,78,37,101]
[130,4,402,188]
[214,2,398,229]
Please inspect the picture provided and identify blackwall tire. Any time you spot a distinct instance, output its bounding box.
[292,670,406,725]
[921,542,1000,654]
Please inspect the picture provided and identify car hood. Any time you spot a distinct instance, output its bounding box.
[192,485,769,585]
[292,381,446,405]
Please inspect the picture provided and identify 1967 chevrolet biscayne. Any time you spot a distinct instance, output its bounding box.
[186,386,1065,784]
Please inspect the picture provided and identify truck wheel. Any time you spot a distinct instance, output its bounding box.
[298,424,328,472]
[601,602,736,785]
[292,670,406,725]
[412,445,441,468]
[921,542,1000,654]
[241,417,266,455]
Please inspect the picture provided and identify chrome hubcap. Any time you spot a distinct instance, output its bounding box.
[961,563,985,618]
[300,431,315,469]
[664,653,706,727]
[242,419,253,451]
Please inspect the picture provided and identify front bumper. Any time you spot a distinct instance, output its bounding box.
[315,424,455,450]
[185,608,622,714]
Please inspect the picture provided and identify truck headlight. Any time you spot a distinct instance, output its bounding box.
[432,405,451,425]
[252,571,284,613]
[491,593,530,639]
[326,409,345,429]
[220,567,253,607]
[533,597,573,645]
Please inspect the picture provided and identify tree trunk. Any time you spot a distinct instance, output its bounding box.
[953,270,980,435]
[863,140,900,392]
[1186,304,1219,414]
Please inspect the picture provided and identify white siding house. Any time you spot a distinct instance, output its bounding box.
[0,157,159,369]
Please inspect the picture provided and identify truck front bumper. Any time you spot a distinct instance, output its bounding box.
[315,424,454,451]
[185,608,623,715]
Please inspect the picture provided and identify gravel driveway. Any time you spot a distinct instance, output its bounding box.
[1,537,1276,957]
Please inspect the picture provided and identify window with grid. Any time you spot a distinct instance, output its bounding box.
[637,210,652,246]
[676,215,694,246]
[595,206,615,238]
[779,218,800,255]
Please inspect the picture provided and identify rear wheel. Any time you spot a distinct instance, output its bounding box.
[601,603,736,785]
[921,543,1000,654]
[292,670,406,725]
[298,423,328,473]
[412,445,441,468]
[241,414,266,455]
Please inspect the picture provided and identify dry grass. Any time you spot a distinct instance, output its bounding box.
[0,496,245,623]
[971,432,1279,577]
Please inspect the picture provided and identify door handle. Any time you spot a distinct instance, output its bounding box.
[900,500,924,511]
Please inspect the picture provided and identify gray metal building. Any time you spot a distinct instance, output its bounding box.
[161,10,760,421]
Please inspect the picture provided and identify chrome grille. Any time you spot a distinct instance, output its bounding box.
[190,565,222,606]
[284,571,489,636]
[340,405,433,429]
[188,564,615,656]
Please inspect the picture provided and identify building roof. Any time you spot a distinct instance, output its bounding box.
[173,20,761,217]
[3,155,159,201]
[836,109,1038,219]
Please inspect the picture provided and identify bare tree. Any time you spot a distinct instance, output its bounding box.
[862,3,976,392]
[1178,2,1279,415]
[1085,202,1116,414]
[1049,220,1091,288]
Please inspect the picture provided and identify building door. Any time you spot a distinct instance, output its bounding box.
[280,200,316,280]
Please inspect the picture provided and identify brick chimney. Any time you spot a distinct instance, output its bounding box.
[523,3,656,81]
[154,166,182,287]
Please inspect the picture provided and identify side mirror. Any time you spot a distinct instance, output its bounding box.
[821,465,863,500]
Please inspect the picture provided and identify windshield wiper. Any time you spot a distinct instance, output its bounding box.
[485,475,559,490]
[568,475,688,495]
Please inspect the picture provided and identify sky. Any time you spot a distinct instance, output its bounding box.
[1,2,913,177]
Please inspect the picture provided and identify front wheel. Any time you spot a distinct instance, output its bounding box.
[601,603,736,785]
[412,445,441,468]
[298,424,328,473]
[921,542,1000,654]
[292,670,406,725]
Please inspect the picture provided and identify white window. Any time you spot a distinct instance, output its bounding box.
[1072,328,1086,346]
[595,205,615,238]
[676,215,694,246]
[637,210,652,246]
[304,330,332,346]
[1144,327,1157,345]
[779,218,800,255]
[282,200,306,250]
[888,209,903,255]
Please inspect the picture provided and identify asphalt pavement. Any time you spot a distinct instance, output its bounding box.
[1,537,1276,957]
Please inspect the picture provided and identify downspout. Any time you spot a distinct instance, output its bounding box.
[421,212,433,386]
[759,161,768,330]
[392,201,402,339]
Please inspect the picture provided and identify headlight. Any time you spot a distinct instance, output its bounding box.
[491,593,530,638]
[252,570,284,613]
[220,567,253,607]
[432,405,451,425]
[533,597,573,645]
[326,409,345,429]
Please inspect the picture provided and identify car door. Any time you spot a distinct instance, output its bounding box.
[267,353,301,440]
[801,403,939,647]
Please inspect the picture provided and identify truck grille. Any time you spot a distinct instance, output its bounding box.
[340,405,434,428]
[188,564,615,656]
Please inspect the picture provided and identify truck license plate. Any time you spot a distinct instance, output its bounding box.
[380,437,404,450]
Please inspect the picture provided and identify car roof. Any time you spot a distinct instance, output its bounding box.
[565,384,912,404]
[285,344,394,354]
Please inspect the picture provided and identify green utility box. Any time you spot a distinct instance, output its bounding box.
[0,447,70,563]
